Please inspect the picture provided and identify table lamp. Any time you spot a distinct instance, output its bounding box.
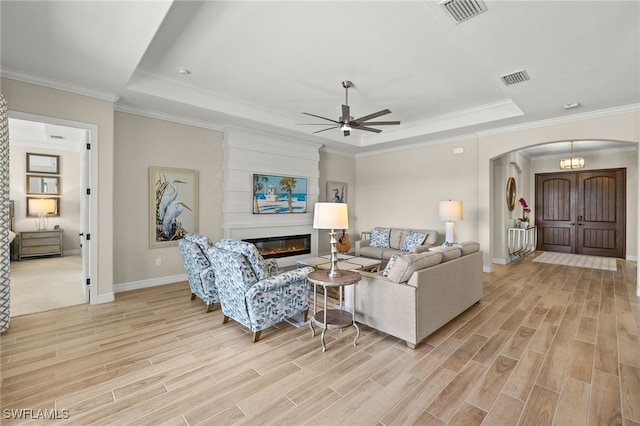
[439,200,463,247]
[313,202,349,278]
[29,198,57,230]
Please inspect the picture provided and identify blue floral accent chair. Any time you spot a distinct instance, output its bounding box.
[178,233,219,312]
[213,239,280,279]
[209,243,313,343]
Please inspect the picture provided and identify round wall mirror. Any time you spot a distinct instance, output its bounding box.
[506,177,517,211]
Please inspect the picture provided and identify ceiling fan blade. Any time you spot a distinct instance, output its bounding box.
[312,126,339,134]
[302,112,340,124]
[341,104,350,121]
[360,121,401,126]
[352,125,382,133]
[353,109,391,124]
[296,123,340,126]
[343,129,350,137]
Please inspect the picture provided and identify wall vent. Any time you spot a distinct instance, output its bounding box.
[49,135,64,139]
[500,70,530,86]
[439,0,488,24]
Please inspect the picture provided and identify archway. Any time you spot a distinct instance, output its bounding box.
[477,110,639,297]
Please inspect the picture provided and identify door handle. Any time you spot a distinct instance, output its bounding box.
[578,215,583,221]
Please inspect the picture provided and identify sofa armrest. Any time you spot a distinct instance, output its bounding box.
[355,239,371,256]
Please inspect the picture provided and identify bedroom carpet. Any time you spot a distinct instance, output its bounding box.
[533,251,618,271]
[9,255,85,317]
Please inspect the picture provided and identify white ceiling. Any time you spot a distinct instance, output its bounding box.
[1,1,638,157]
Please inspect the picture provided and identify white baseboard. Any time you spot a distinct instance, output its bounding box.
[93,292,114,304]
[626,255,638,261]
[113,273,187,293]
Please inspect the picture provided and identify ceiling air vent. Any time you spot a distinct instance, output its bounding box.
[50,135,64,139]
[500,70,530,86]
[439,0,488,24]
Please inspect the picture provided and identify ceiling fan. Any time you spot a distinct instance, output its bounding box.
[301,81,400,137]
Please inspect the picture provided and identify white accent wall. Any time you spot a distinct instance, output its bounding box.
[222,128,322,267]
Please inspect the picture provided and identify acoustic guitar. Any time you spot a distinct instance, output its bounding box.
[336,230,351,253]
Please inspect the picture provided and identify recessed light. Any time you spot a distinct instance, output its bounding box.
[177,68,191,76]
[563,102,580,110]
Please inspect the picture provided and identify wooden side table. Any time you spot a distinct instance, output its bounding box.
[307,269,362,352]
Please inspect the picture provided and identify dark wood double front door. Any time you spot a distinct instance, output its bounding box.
[535,168,626,258]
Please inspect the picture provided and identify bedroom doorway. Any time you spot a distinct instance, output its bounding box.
[535,168,626,258]
[7,112,97,315]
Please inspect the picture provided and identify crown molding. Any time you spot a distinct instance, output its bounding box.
[1,67,119,102]
[475,104,640,138]
[114,103,226,132]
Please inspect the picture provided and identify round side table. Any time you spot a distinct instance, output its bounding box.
[307,269,362,352]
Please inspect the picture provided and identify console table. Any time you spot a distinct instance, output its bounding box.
[307,269,361,352]
[508,226,537,257]
[18,229,63,260]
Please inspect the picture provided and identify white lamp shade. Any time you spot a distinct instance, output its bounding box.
[439,200,463,222]
[29,198,57,214]
[313,202,349,229]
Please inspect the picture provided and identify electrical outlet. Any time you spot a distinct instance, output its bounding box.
[155,258,162,266]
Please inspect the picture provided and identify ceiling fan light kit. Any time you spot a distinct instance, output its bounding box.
[301,81,400,137]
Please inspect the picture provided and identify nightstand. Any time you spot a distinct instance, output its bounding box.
[18,229,64,260]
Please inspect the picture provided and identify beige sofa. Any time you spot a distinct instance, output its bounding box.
[355,228,439,262]
[345,242,483,349]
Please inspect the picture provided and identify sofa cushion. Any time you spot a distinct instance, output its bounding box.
[401,231,427,252]
[382,254,399,276]
[370,227,391,248]
[389,229,404,249]
[359,246,388,260]
[387,251,443,284]
[429,246,462,262]
[455,241,480,255]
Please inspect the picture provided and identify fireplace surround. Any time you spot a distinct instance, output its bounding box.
[243,234,311,259]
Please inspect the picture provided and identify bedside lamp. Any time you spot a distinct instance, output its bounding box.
[313,202,349,278]
[439,200,463,247]
[29,198,57,230]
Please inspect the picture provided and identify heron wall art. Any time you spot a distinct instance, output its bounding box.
[149,166,199,248]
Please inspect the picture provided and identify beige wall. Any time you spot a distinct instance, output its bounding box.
[354,138,479,245]
[113,112,224,285]
[2,77,114,301]
[478,109,640,270]
[9,145,81,253]
[317,151,356,254]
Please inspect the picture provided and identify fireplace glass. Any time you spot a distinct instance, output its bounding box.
[243,234,311,259]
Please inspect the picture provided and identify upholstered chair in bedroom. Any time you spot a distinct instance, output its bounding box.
[178,233,219,312]
[209,242,313,343]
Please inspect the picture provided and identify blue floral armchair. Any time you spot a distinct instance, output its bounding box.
[213,239,280,279]
[178,233,219,312]
[209,240,313,343]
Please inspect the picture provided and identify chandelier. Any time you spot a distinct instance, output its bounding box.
[559,141,585,169]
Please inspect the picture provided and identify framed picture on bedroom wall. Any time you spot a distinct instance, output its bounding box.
[252,174,307,214]
[149,166,199,248]
[326,181,347,203]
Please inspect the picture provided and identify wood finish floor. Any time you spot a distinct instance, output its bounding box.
[1,253,639,425]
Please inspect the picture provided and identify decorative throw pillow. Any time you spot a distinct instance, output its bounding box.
[401,231,427,252]
[370,228,391,248]
[382,254,399,276]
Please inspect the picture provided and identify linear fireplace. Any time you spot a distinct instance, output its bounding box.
[243,234,311,259]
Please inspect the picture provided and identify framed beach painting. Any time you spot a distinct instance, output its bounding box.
[253,174,307,214]
[149,166,198,248]
[326,181,347,203]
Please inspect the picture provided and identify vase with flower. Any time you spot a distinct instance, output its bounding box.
[518,197,531,228]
